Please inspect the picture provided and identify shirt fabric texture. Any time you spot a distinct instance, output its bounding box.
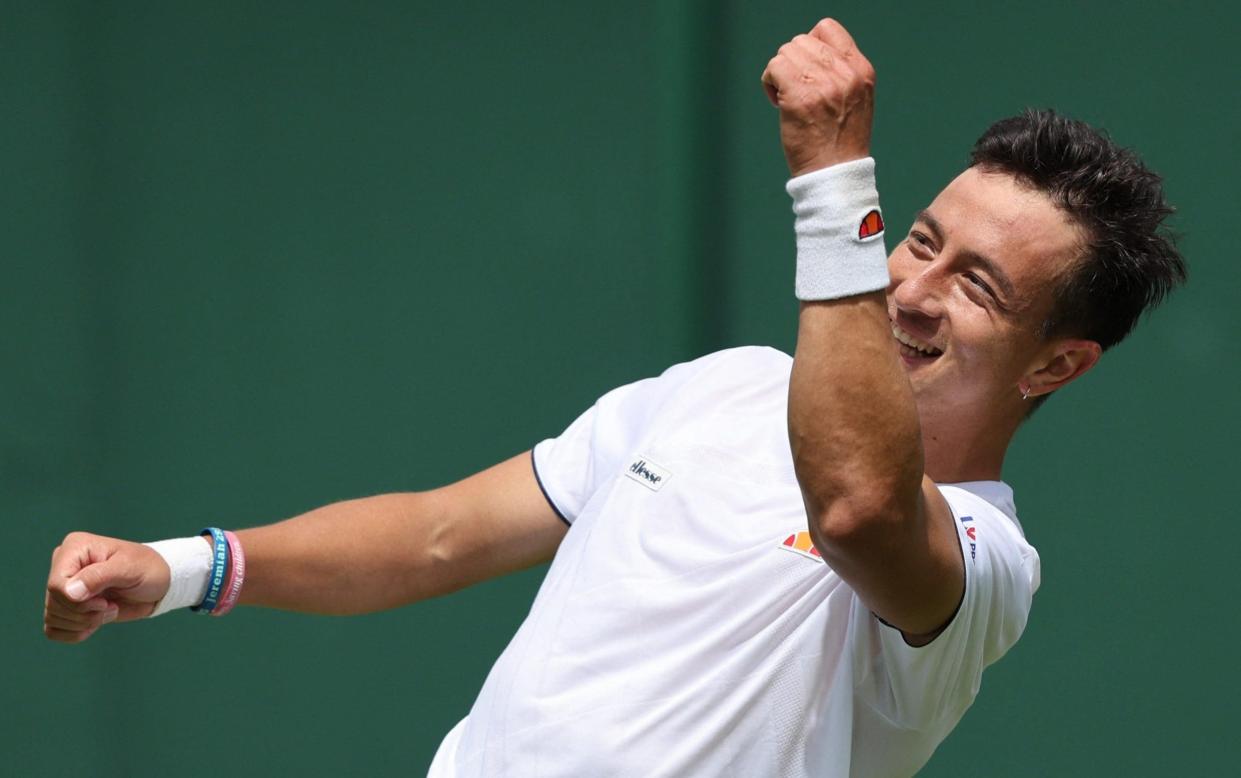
[429,346,1040,777]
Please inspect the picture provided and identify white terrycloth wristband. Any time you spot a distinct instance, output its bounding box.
[144,537,213,617]
[787,156,890,300]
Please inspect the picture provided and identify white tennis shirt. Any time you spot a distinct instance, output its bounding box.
[429,346,1040,777]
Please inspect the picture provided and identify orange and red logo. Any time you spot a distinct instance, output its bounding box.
[778,531,824,563]
[858,209,884,240]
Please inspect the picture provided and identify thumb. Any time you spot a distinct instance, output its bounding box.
[66,557,140,602]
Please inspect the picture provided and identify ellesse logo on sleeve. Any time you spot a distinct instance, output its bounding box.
[625,456,671,491]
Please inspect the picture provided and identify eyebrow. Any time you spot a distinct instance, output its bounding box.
[913,209,1016,302]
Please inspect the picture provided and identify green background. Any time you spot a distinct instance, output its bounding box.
[6,2,1237,775]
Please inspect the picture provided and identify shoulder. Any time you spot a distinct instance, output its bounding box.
[598,346,790,414]
[936,484,1038,577]
[667,345,791,377]
[936,482,1041,663]
[663,346,792,393]
[644,347,794,425]
[852,482,1041,728]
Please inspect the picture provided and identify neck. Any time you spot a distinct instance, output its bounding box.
[918,403,1021,483]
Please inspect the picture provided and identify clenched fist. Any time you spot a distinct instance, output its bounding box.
[761,18,876,176]
[44,532,171,643]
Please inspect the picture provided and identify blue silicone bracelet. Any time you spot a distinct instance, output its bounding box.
[192,527,229,614]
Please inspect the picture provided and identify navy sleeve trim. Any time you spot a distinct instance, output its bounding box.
[530,449,572,527]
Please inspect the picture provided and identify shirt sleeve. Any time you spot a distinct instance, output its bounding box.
[851,485,1041,731]
[530,353,721,524]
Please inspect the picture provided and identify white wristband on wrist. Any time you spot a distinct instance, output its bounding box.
[787,156,890,301]
[144,537,213,617]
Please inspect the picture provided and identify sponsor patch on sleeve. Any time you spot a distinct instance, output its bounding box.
[625,456,671,491]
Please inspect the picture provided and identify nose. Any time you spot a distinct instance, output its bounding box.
[890,256,947,323]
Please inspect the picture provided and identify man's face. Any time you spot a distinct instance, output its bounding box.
[886,167,1085,419]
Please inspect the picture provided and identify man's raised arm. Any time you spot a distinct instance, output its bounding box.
[763,19,963,640]
[43,451,566,642]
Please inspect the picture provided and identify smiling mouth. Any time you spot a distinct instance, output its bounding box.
[891,322,943,360]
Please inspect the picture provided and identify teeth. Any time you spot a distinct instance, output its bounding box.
[891,323,942,356]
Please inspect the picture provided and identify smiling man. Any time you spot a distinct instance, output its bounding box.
[43,18,1183,778]
[888,171,1102,477]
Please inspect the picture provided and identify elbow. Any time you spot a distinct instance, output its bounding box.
[416,492,471,595]
[791,441,925,551]
[802,475,921,554]
[808,494,899,550]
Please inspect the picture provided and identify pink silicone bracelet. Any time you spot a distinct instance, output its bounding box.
[213,530,246,617]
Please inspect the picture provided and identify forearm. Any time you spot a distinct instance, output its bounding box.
[230,451,564,615]
[788,294,924,528]
[235,491,459,615]
[44,452,564,639]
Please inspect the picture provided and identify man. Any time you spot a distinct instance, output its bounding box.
[43,19,1183,776]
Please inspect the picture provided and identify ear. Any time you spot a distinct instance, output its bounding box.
[1023,338,1102,399]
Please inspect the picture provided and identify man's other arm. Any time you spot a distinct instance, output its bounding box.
[44,451,566,641]
[764,19,963,641]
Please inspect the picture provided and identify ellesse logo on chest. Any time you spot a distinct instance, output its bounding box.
[625,456,671,491]
[778,530,825,564]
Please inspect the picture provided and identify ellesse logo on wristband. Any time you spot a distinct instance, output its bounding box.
[858,209,884,241]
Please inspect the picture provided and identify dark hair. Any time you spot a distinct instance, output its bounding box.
[969,109,1186,411]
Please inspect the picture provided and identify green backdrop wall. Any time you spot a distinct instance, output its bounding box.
[7,2,1237,775]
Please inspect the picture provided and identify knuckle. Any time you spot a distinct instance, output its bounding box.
[49,596,82,616]
[55,625,90,643]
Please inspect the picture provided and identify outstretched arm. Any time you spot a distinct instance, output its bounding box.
[44,451,566,642]
[763,19,963,641]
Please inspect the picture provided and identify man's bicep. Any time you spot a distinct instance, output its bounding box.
[821,476,965,643]
[896,478,967,644]
[430,451,568,588]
